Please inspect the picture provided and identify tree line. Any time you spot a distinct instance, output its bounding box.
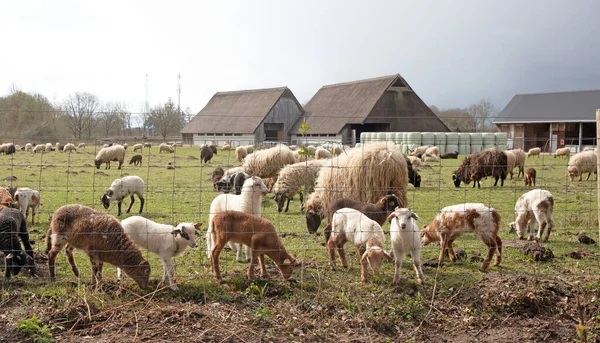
[429,99,497,132]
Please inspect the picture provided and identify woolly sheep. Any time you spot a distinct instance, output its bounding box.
[123,143,128,150]
[119,216,201,290]
[63,143,76,153]
[408,156,422,168]
[100,175,145,216]
[235,146,248,162]
[143,142,152,148]
[273,160,321,213]
[387,208,424,285]
[306,145,316,156]
[527,147,541,157]
[46,204,151,289]
[45,143,53,152]
[315,147,332,160]
[510,148,527,178]
[222,143,231,151]
[440,151,459,159]
[424,146,439,157]
[25,143,33,152]
[421,153,439,162]
[94,145,126,170]
[568,150,597,181]
[159,143,174,153]
[554,147,570,158]
[133,143,143,152]
[452,148,507,188]
[504,150,516,179]
[77,143,86,149]
[244,145,254,154]
[242,145,296,179]
[0,208,35,278]
[410,146,429,156]
[13,188,40,226]
[33,144,45,153]
[200,145,214,163]
[328,208,392,282]
[511,189,554,242]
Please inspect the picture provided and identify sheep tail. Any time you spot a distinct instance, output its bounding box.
[44,228,52,254]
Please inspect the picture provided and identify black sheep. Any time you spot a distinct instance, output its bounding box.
[201,145,214,164]
[0,209,35,279]
[452,149,507,188]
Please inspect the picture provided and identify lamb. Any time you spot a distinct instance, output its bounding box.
[235,146,248,162]
[452,148,507,188]
[94,145,126,170]
[200,145,214,164]
[567,150,597,181]
[504,150,517,179]
[133,143,143,152]
[315,147,332,160]
[421,153,439,162]
[0,208,35,279]
[0,188,15,208]
[273,160,320,213]
[13,188,40,226]
[119,216,201,290]
[221,143,231,151]
[25,143,33,152]
[143,142,152,148]
[159,143,175,153]
[77,143,86,149]
[524,167,536,187]
[424,146,439,157]
[0,143,16,155]
[527,147,541,157]
[328,208,392,282]
[421,203,502,271]
[211,167,225,189]
[46,204,151,289]
[129,154,142,166]
[100,175,145,216]
[210,211,295,281]
[63,143,76,153]
[410,146,429,156]
[440,151,459,159]
[33,145,45,153]
[554,147,570,158]
[511,189,554,242]
[206,176,268,262]
[510,148,527,178]
[387,208,424,285]
[242,145,296,179]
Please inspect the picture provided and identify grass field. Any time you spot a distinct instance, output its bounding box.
[1,145,599,342]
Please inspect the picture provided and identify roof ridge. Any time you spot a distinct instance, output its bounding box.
[516,89,600,96]
[320,74,400,89]
[214,86,288,96]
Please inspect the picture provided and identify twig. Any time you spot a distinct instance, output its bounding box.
[82,285,92,321]
[133,311,139,342]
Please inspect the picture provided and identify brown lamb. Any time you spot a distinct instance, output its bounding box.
[129,154,142,166]
[210,211,295,281]
[524,168,536,187]
[45,204,151,289]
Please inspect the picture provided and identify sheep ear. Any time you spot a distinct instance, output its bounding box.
[6,253,13,260]
[411,212,420,221]
[380,198,385,204]
[360,250,369,262]
[193,222,203,230]
[171,229,181,237]
[386,213,397,221]
[384,251,393,261]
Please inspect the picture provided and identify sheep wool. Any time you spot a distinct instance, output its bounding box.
[95,145,126,170]
[242,145,296,179]
[235,146,248,162]
[314,147,332,160]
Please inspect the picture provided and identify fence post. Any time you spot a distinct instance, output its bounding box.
[597,109,600,243]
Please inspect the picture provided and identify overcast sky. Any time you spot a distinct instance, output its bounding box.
[1,0,599,116]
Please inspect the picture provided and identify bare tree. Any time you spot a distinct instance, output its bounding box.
[98,102,125,137]
[430,106,477,132]
[63,92,100,139]
[467,99,495,132]
[149,98,181,140]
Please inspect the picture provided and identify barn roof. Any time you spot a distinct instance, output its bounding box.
[494,90,600,124]
[181,87,301,134]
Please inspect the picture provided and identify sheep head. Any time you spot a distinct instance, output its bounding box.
[100,190,113,209]
[420,224,439,246]
[172,223,199,248]
[5,251,31,278]
[125,260,151,289]
[275,190,289,213]
[94,159,102,169]
[360,246,392,277]
[381,194,401,212]
[387,208,419,230]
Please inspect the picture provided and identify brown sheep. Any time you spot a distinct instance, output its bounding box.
[129,154,142,166]
[524,168,536,187]
[452,148,507,188]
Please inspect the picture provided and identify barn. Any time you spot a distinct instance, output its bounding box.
[494,90,600,152]
[290,74,449,145]
[181,87,303,146]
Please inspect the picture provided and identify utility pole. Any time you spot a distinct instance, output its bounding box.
[145,74,149,135]
[177,73,182,125]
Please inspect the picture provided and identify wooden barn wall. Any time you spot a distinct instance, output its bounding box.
[255,90,303,142]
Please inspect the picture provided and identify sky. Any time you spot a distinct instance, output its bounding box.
[1,0,599,117]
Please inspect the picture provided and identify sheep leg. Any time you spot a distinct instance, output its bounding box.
[258,254,269,278]
[247,250,259,280]
[447,240,457,262]
[412,251,425,285]
[493,176,499,187]
[481,237,497,271]
[438,233,447,264]
[162,256,178,290]
[299,192,305,212]
[65,244,80,278]
[126,195,135,214]
[117,267,123,282]
[210,241,226,281]
[338,242,349,269]
[138,196,145,214]
[117,200,123,216]
[392,253,403,284]
[537,222,547,242]
[357,246,367,282]
[326,239,337,270]
[31,207,36,227]
[494,235,502,266]
[284,197,291,213]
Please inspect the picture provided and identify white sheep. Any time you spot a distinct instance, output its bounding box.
[77,143,86,149]
[206,176,268,262]
[25,143,33,152]
[387,208,424,285]
[504,150,516,179]
[554,147,570,158]
[328,208,392,282]
[511,189,554,242]
[14,144,21,151]
[407,156,422,168]
[235,146,248,162]
[315,147,332,160]
[33,145,45,153]
[100,175,145,216]
[242,145,297,179]
[424,146,439,157]
[133,143,143,152]
[13,188,40,226]
[94,145,126,170]
[123,143,128,150]
[63,143,76,153]
[118,216,201,290]
[421,153,439,162]
[143,142,152,148]
[568,150,597,181]
[45,143,53,152]
[222,143,231,151]
[410,146,429,156]
[159,143,174,153]
[273,160,321,212]
[527,147,541,157]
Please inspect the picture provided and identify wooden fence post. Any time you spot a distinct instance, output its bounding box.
[597,109,600,243]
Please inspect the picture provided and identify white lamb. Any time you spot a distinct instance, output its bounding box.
[63,143,76,153]
[527,147,541,157]
[33,145,45,153]
[25,143,33,152]
[100,175,145,216]
[77,143,86,149]
[13,187,41,226]
[511,189,554,242]
[554,147,570,158]
[387,208,424,285]
[206,176,268,262]
[133,143,143,152]
[118,216,201,290]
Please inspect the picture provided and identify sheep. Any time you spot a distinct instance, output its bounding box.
[211,167,225,189]
[527,147,541,157]
[159,143,175,153]
[206,176,268,262]
[0,143,16,155]
[315,147,332,160]
[408,156,422,168]
[13,188,40,226]
[200,145,214,163]
[511,189,554,242]
[422,203,502,271]
[210,211,295,281]
[424,146,439,157]
[524,167,536,187]
[568,150,597,181]
[504,150,516,179]
[305,142,409,224]
[222,143,231,151]
[421,153,439,162]
[119,216,201,290]
[410,146,429,156]
[45,143,54,152]
[77,143,86,149]
[0,188,15,208]
[328,208,392,282]
[452,148,507,188]
[404,156,421,188]
[14,144,21,151]
[554,147,570,158]
[306,145,316,156]
[46,204,151,288]
[24,143,33,152]
[33,144,45,153]
[273,160,320,213]
[100,175,145,216]
[1,208,35,278]
[208,144,218,154]
[387,208,424,285]
[94,145,126,170]
[584,147,597,152]
[63,143,76,153]
[133,143,143,152]
[214,172,250,195]
[143,142,152,148]
[235,146,248,162]
[289,145,298,151]
[103,143,109,148]
[123,143,128,150]
[242,145,296,179]
[510,148,527,178]
[332,146,343,155]
[440,151,459,159]
[129,154,142,166]
[293,150,308,162]
[56,142,64,151]
[0,211,35,279]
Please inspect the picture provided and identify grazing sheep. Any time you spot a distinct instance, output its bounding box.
[387,208,424,285]
[77,143,86,149]
[408,156,422,168]
[452,148,507,188]
[0,143,16,155]
[13,188,40,226]
[45,143,53,152]
[133,143,143,152]
[554,147,570,158]
[0,211,35,279]
[235,146,248,162]
[306,145,316,156]
[210,211,295,281]
[510,148,527,178]
[568,150,597,181]
[14,144,21,151]
[527,147,541,157]
[206,176,268,262]
[404,156,421,188]
[33,144,45,153]
[421,153,439,162]
[129,154,142,166]
[410,146,429,156]
[242,145,296,179]
[424,146,439,157]
[273,160,320,213]
[94,145,126,170]
[63,143,76,153]
[0,208,35,278]
[440,151,459,159]
[46,204,151,289]
[244,145,253,154]
[524,168,536,187]
[211,167,225,189]
[122,143,128,150]
[25,143,33,152]
[119,216,201,290]
[328,208,392,282]
[315,147,332,160]
[332,146,343,155]
[221,144,231,151]
[504,150,516,179]
[100,176,145,216]
[200,145,214,164]
[422,203,502,271]
[512,189,554,242]
[143,142,152,148]
[159,143,175,153]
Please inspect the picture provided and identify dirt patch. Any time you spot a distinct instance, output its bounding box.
[577,231,596,245]
[83,164,93,167]
[521,242,554,261]
[186,155,199,160]
[66,171,78,175]
[95,172,109,177]
[566,248,593,259]
[2,176,18,181]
